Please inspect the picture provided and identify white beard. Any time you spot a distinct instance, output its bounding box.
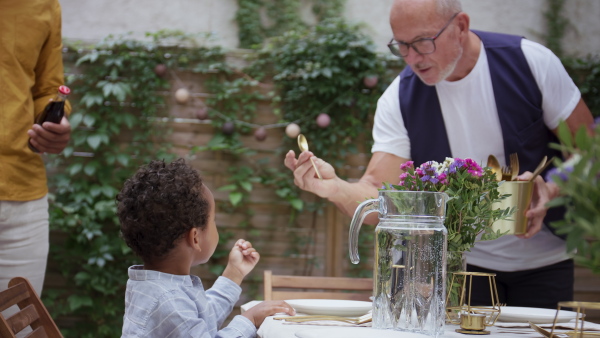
[417,45,464,86]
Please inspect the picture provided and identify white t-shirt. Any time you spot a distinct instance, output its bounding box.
[371,39,580,271]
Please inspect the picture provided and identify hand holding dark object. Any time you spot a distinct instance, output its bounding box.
[242,301,296,327]
[29,86,71,153]
[27,115,71,154]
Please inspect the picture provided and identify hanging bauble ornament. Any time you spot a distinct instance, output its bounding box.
[363,75,379,88]
[285,123,301,138]
[316,113,331,128]
[222,121,235,135]
[154,64,167,78]
[196,107,209,120]
[175,88,190,104]
[254,127,267,141]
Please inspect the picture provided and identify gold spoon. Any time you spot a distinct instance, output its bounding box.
[529,156,554,182]
[297,134,323,180]
[487,155,503,181]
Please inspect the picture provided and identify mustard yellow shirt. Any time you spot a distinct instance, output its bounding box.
[0,0,70,201]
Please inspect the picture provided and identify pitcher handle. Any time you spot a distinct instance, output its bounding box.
[349,197,380,264]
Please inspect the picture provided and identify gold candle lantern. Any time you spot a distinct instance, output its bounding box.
[446,272,502,335]
[551,301,600,338]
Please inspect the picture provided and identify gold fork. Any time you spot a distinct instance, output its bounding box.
[509,153,519,181]
[501,166,512,181]
[274,312,372,325]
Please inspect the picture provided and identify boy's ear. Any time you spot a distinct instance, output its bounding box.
[186,227,202,251]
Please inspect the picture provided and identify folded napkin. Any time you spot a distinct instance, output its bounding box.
[282,320,371,327]
[275,313,372,327]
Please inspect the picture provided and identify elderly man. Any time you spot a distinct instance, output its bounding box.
[285,0,593,308]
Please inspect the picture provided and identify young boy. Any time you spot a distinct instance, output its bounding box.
[117,158,295,337]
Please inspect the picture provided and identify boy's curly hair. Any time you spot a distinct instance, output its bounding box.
[117,158,210,263]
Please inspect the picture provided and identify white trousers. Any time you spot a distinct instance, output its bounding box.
[0,195,49,320]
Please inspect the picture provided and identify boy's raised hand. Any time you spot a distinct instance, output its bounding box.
[222,239,259,285]
[242,300,296,327]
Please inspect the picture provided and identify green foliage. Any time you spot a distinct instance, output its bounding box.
[45,36,173,337]
[235,0,346,49]
[384,158,513,253]
[543,0,567,57]
[250,18,400,167]
[547,122,600,273]
[564,56,600,118]
[193,18,398,278]
[236,0,264,48]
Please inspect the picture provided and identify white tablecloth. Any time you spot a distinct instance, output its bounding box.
[256,316,542,338]
[241,301,600,338]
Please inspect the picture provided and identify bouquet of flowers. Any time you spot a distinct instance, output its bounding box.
[383,157,513,254]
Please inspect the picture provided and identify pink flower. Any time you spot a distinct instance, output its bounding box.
[400,161,414,171]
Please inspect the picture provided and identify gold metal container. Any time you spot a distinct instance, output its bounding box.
[492,181,534,235]
[460,313,486,330]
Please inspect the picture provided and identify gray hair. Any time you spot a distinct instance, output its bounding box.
[436,0,462,17]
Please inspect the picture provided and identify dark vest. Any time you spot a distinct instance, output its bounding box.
[398,30,565,236]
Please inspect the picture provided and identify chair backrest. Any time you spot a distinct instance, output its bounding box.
[263,270,373,301]
[0,277,63,338]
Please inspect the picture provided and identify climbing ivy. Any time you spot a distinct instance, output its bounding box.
[44,36,173,337]
[236,0,345,49]
[543,0,568,58]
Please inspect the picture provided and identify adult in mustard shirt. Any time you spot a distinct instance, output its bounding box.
[0,0,72,304]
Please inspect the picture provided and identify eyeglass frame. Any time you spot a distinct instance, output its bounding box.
[388,12,460,57]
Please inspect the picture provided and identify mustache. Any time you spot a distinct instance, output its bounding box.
[414,63,431,70]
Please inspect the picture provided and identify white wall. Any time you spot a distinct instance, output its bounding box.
[60,0,599,57]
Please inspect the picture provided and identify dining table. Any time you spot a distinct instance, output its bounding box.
[241,301,600,338]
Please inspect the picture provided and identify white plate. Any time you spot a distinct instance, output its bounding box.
[285,299,372,317]
[497,306,579,324]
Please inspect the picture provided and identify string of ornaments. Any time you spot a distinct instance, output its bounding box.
[154,62,378,142]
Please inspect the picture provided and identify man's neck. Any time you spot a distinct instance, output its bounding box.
[446,30,481,82]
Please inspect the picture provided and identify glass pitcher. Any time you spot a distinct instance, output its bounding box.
[349,190,448,336]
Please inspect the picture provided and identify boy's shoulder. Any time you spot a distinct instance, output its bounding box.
[122,267,208,337]
[126,266,203,303]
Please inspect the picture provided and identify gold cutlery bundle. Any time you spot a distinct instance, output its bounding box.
[274,312,372,325]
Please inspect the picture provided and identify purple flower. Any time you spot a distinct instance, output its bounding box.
[545,166,573,183]
[448,160,463,173]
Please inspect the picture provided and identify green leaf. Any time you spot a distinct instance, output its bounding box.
[240,181,253,192]
[68,294,93,311]
[574,125,591,150]
[290,198,304,211]
[218,184,237,191]
[116,154,130,166]
[83,114,96,127]
[229,192,243,206]
[69,163,83,176]
[87,135,102,149]
[557,121,573,148]
[84,163,96,176]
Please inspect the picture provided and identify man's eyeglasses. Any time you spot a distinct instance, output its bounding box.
[388,12,460,57]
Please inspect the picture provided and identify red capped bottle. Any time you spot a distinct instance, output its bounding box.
[29,85,71,152]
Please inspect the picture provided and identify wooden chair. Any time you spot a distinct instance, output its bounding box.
[0,277,62,338]
[263,270,373,301]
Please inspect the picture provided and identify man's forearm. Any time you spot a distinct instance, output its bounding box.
[328,177,380,225]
